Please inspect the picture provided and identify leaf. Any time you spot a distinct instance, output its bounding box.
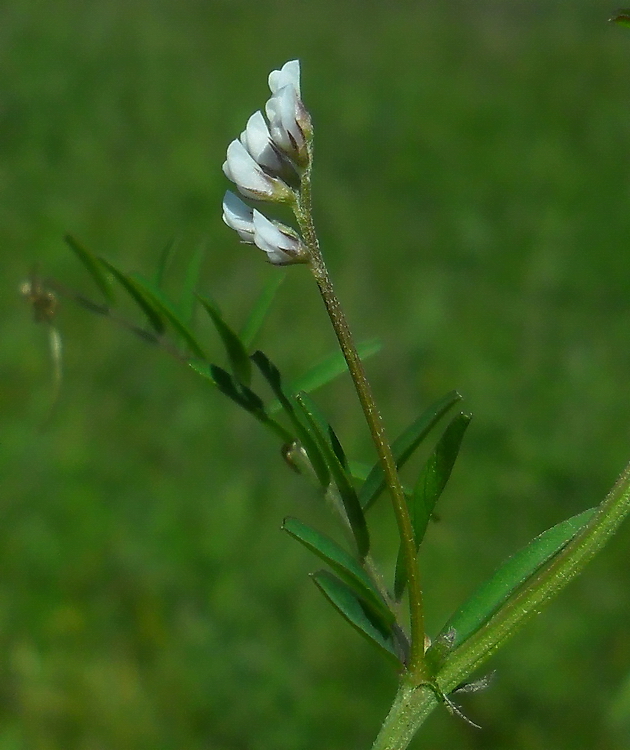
[65,235,115,304]
[349,460,371,482]
[430,507,597,656]
[130,273,206,359]
[282,517,395,629]
[311,570,402,665]
[99,258,165,334]
[281,340,384,410]
[411,412,471,546]
[292,339,380,395]
[209,363,265,414]
[360,390,462,511]
[154,237,178,289]
[267,340,382,414]
[188,360,217,386]
[295,391,348,467]
[197,294,252,386]
[240,272,285,349]
[180,245,205,324]
[188,359,294,443]
[188,359,261,412]
[294,392,370,559]
[251,350,330,488]
[394,412,471,598]
[610,9,630,27]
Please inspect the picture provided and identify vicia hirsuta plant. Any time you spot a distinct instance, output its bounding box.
[222,59,428,682]
[24,58,630,750]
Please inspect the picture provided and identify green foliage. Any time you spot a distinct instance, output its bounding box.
[394,412,472,598]
[179,245,205,324]
[197,294,252,385]
[410,412,472,547]
[282,518,396,631]
[430,508,596,663]
[438,508,595,647]
[239,274,285,349]
[206,362,265,414]
[359,391,462,511]
[265,340,382,415]
[293,392,370,558]
[99,257,166,334]
[129,272,206,358]
[610,10,630,27]
[58,217,625,750]
[7,3,630,749]
[153,237,178,289]
[311,571,403,665]
[252,349,331,487]
[65,234,116,304]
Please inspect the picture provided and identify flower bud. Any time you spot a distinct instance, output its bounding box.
[265,60,312,167]
[268,60,302,98]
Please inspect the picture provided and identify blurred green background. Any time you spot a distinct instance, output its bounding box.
[3,0,630,747]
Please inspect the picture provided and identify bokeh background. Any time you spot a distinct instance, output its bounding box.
[3,1,630,748]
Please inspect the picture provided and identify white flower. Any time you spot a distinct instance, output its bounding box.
[222,139,293,202]
[265,60,312,166]
[222,191,307,266]
[252,210,307,265]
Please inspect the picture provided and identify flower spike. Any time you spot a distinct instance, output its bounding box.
[222,61,314,266]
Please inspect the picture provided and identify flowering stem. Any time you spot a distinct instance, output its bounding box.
[293,158,428,679]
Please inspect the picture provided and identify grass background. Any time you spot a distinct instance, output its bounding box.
[3,0,630,747]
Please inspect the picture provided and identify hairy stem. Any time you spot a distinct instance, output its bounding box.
[294,160,427,677]
[370,458,630,750]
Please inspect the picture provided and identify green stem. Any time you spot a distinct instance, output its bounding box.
[370,679,439,750]
[438,458,630,692]
[370,458,630,750]
[294,161,427,678]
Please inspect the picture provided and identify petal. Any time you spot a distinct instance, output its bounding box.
[222,191,254,242]
[252,210,305,265]
[265,85,306,155]
[240,111,285,173]
[268,60,301,97]
[222,139,272,197]
[223,139,292,201]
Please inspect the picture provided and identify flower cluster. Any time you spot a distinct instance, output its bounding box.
[222,60,313,266]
